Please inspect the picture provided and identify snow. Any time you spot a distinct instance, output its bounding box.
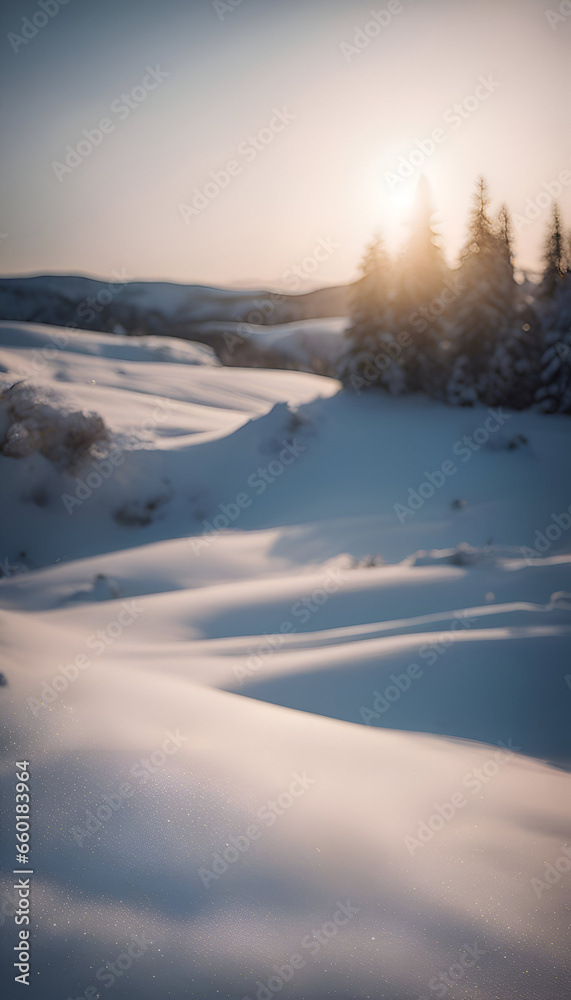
[247,316,348,369]
[0,321,570,999]
[0,320,220,367]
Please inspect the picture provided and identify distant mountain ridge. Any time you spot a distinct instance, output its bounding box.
[0,275,351,343]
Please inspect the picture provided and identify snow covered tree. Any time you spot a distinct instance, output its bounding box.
[485,203,542,409]
[540,203,567,296]
[534,206,571,413]
[534,277,571,413]
[396,176,446,306]
[339,234,405,394]
[394,175,449,395]
[496,202,512,256]
[446,178,521,406]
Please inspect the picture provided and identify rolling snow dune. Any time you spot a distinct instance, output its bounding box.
[0,319,221,366]
[235,315,348,369]
[1,321,570,999]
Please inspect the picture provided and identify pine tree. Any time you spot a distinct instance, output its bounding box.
[339,234,405,394]
[396,176,445,304]
[447,178,519,406]
[497,202,512,257]
[535,206,571,413]
[394,175,449,395]
[541,203,567,296]
[486,204,541,409]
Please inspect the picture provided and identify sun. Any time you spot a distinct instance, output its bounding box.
[385,182,417,222]
[374,181,417,253]
[361,156,431,253]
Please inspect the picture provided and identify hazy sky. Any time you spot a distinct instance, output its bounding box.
[1,0,570,289]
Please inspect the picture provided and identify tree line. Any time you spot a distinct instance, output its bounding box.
[340,177,571,413]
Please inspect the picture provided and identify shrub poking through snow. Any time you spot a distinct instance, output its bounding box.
[114,491,172,527]
[352,554,385,568]
[0,380,109,469]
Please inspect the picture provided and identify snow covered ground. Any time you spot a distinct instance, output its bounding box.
[1,320,570,999]
[0,274,350,373]
[243,316,347,371]
[187,315,348,372]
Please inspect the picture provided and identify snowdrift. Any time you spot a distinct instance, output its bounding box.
[1,321,570,999]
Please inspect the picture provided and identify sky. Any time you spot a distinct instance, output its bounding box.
[0,0,570,290]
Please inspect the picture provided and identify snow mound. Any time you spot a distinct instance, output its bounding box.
[404,543,512,567]
[0,321,220,366]
[1,324,570,999]
[248,316,347,370]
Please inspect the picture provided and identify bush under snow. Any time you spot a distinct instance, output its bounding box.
[0,379,109,469]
